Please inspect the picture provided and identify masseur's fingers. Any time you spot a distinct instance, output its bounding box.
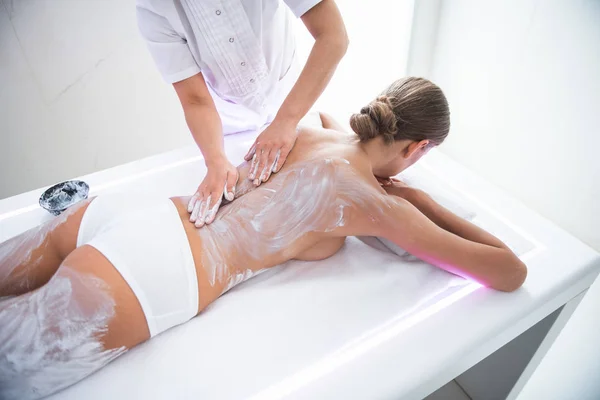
[224,170,238,201]
[187,193,200,213]
[245,119,298,183]
[190,158,239,227]
[188,181,205,218]
[196,195,222,228]
[248,153,260,182]
[190,194,203,223]
[259,149,280,183]
[257,148,277,184]
[244,142,256,162]
[194,196,209,228]
[252,149,267,186]
[200,167,239,226]
[273,146,289,173]
[252,147,278,186]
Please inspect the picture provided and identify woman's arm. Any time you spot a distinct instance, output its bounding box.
[385,184,511,251]
[377,193,526,292]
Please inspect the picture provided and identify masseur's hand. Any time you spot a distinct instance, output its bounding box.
[244,119,298,186]
[188,158,239,228]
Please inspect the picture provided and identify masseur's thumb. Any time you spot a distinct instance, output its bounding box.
[225,169,239,201]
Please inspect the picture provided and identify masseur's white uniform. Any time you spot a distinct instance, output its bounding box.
[136,0,322,134]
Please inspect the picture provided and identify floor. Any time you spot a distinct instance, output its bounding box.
[425,380,471,400]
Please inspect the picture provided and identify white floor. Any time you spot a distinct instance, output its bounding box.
[425,380,470,400]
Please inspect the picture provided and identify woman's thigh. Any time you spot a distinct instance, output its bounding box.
[0,245,150,400]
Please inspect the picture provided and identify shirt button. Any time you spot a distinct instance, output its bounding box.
[215,10,221,15]
[229,37,235,43]
[241,61,246,67]
[249,78,255,83]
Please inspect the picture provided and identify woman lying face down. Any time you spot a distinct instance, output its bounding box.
[0,77,526,400]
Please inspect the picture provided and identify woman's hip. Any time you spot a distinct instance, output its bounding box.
[78,193,200,337]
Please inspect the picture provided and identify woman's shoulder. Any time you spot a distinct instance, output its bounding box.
[291,130,371,172]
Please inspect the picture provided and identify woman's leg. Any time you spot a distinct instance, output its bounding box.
[0,244,150,400]
[0,199,92,298]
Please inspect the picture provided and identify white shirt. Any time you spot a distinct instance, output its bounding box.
[136,0,321,134]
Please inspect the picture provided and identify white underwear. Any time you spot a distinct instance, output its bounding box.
[77,194,198,337]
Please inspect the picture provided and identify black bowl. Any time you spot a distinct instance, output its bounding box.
[39,180,90,216]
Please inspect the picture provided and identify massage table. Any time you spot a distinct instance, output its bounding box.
[1,130,598,400]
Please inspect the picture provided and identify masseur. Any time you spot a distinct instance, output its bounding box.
[136,0,348,226]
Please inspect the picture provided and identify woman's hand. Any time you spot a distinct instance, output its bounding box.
[244,119,298,186]
[376,176,425,205]
[376,176,408,188]
[187,157,239,228]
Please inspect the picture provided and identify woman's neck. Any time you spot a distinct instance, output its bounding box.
[359,137,405,176]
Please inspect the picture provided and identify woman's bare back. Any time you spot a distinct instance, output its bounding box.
[173,125,387,307]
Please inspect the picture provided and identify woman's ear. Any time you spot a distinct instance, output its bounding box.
[405,140,430,158]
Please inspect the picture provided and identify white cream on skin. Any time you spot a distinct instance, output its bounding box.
[198,157,386,294]
[0,200,89,295]
[0,266,125,400]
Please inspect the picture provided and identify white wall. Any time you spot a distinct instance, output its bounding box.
[294,0,414,120]
[0,0,414,200]
[418,1,600,399]
[428,0,600,251]
[0,0,192,199]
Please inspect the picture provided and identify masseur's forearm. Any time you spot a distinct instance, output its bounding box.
[183,102,226,165]
[274,9,348,124]
[399,188,511,251]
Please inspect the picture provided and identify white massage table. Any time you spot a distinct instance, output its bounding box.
[1,130,598,400]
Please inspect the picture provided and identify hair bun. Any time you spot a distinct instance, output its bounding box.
[350,96,397,143]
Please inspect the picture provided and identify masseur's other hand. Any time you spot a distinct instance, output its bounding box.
[244,119,298,186]
[188,158,238,228]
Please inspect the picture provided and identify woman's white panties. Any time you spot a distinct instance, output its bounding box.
[78,194,198,337]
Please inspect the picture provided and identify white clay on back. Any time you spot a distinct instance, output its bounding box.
[198,158,385,293]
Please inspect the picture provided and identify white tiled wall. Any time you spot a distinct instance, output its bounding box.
[0,0,192,199]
